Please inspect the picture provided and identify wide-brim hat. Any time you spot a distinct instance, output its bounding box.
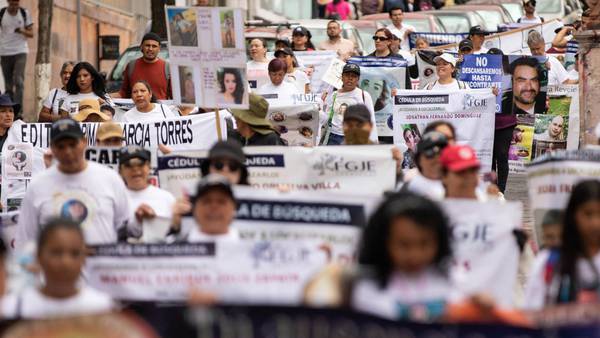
[72,98,111,122]
[230,94,273,131]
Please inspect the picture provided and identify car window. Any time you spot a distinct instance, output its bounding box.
[537,0,561,14]
[404,18,431,32]
[358,30,375,54]
[110,48,169,81]
[436,15,470,33]
[432,17,446,33]
[502,4,523,22]
[475,10,504,31]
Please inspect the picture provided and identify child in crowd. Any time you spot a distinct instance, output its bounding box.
[524,180,600,310]
[540,209,563,250]
[1,218,114,319]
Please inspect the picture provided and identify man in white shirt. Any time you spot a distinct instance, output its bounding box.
[527,30,577,85]
[322,63,378,145]
[0,0,33,115]
[318,20,355,59]
[386,7,415,52]
[16,119,130,249]
[118,145,176,242]
[518,0,544,24]
[469,26,489,54]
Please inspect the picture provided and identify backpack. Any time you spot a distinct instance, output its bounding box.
[0,7,28,28]
[127,59,170,85]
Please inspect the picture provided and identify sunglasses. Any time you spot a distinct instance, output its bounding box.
[211,160,241,172]
[372,36,389,41]
[423,146,443,159]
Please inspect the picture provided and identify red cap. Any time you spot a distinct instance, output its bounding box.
[440,145,480,172]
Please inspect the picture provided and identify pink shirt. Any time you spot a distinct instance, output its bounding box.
[326,1,351,20]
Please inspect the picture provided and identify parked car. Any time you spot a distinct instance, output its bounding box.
[346,20,378,55]
[423,9,487,33]
[448,4,513,31]
[466,0,524,22]
[291,19,365,55]
[362,12,447,33]
[105,41,169,94]
[536,0,582,23]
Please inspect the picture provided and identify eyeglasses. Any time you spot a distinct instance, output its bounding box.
[372,36,389,41]
[211,160,241,172]
[423,146,443,159]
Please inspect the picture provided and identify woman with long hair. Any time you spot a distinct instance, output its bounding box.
[39,61,75,122]
[290,26,316,51]
[122,81,178,122]
[369,28,395,58]
[524,180,600,309]
[217,68,245,105]
[59,62,113,115]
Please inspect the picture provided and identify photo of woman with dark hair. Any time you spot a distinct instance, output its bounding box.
[217,68,245,105]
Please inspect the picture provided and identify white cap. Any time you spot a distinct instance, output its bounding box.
[433,53,457,67]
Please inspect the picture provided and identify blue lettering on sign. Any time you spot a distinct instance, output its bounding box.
[245,154,285,167]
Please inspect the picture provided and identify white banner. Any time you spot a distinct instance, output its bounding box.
[166,7,248,108]
[444,199,522,308]
[527,150,600,245]
[393,89,496,172]
[157,151,203,199]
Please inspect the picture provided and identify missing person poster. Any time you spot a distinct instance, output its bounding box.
[166,6,248,108]
[527,150,600,246]
[267,104,320,146]
[508,114,535,174]
[347,57,407,137]
[393,89,496,171]
[416,51,438,89]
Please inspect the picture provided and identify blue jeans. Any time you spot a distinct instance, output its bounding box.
[326,133,344,145]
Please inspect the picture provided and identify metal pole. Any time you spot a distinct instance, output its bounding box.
[77,0,82,61]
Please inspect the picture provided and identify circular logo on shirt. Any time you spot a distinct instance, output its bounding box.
[60,199,89,223]
[10,150,27,171]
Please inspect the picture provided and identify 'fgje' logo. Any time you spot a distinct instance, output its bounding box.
[250,241,310,268]
[462,94,487,110]
[312,154,376,176]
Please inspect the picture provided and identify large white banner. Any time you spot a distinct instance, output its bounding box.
[166,7,248,108]
[527,150,600,245]
[393,89,496,171]
[444,199,522,308]
[157,145,397,197]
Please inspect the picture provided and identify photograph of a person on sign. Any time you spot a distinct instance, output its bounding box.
[168,8,198,47]
[217,68,246,105]
[221,10,236,48]
[179,66,196,104]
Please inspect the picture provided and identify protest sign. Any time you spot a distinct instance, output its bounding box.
[547,84,579,150]
[527,150,600,245]
[416,51,437,89]
[85,147,121,171]
[157,151,204,199]
[321,57,345,89]
[295,51,338,94]
[459,54,503,113]
[393,89,496,171]
[244,145,397,194]
[565,40,578,72]
[5,113,226,151]
[509,114,535,174]
[166,7,248,108]
[443,199,522,308]
[502,55,548,115]
[2,143,33,180]
[231,187,377,265]
[408,32,469,49]
[85,241,328,303]
[347,57,407,137]
[267,104,320,146]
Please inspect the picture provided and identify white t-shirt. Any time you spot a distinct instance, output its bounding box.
[0,7,32,56]
[247,60,270,91]
[547,55,569,86]
[523,250,600,310]
[15,162,130,249]
[324,87,378,142]
[352,269,457,321]
[247,60,269,70]
[568,68,579,81]
[404,172,445,201]
[126,185,176,239]
[122,103,178,122]
[42,88,69,115]
[427,79,470,91]
[1,286,114,319]
[518,15,543,24]
[60,92,112,115]
[473,47,489,54]
[386,23,416,51]
[187,226,239,244]
[286,69,310,93]
[257,81,301,106]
